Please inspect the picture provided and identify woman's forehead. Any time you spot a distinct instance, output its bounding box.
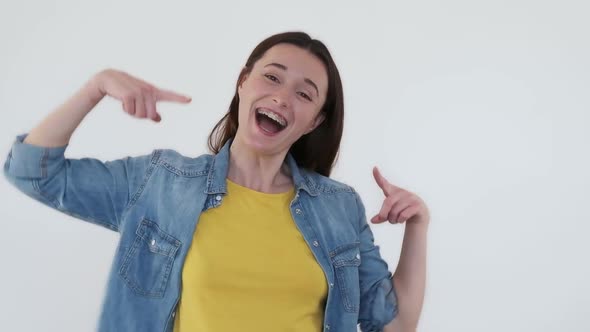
[256,44,328,86]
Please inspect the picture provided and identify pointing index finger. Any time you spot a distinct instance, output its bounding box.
[155,88,192,103]
[372,166,391,195]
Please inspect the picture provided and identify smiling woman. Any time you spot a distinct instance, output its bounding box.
[208,34,344,178]
[3,31,427,332]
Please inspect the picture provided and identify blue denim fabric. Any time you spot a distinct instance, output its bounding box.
[3,133,398,332]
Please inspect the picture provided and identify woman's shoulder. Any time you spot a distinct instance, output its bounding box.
[150,148,214,176]
[301,168,358,196]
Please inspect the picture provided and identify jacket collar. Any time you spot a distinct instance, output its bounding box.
[205,138,318,196]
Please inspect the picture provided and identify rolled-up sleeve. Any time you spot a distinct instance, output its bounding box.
[354,191,399,332]
[5,133,69,179]
[3,133,155,232]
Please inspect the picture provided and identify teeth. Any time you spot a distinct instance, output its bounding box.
[257,108,287,127]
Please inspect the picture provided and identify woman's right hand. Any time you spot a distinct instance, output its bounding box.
[92,69,192,122]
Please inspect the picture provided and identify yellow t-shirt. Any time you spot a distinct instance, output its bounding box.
[173,179,328,331]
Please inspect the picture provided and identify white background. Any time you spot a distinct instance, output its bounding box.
[1,1,588,331]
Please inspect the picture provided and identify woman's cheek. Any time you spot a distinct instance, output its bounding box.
[253,77,270,90]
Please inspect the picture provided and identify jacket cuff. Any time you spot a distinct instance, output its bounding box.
[360,273,399,332]
[5,133,68,179]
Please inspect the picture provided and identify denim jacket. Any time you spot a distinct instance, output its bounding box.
[3,133,398,332]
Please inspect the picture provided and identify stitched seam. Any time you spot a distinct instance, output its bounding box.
[161,161,208,177]
[119,150,160,224]
[118,219,179,298]
[40,147,48,178]
[335,266,360,313]
[329,241,361,258]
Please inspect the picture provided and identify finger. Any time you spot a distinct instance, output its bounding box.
[387,200,408,223]
[379,196,397,221]
[371,214,387,224]
[144,93,160,122]
[389,212,400,223]
[135,95,146,118]
[389,197,413,223]
[395,205,420,224]
[371,209,386,223]
[123,97,136,115]
[371,194,400,223]
[155,88,192,103]
[372,166,390,195]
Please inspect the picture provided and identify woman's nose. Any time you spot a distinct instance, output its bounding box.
[272,88,290,108]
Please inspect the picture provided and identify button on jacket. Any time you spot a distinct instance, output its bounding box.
[3,133,399,332]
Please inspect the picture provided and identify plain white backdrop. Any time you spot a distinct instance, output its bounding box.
[1,1,588,331]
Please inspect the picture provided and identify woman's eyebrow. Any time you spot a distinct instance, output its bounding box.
[264,62,319,97]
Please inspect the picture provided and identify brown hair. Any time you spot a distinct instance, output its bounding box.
[207,31,344,177]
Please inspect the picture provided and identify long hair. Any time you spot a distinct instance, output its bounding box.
[207,31,344,177]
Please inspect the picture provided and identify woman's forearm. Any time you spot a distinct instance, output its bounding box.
[386,222,428,331]
[23,73,106,147]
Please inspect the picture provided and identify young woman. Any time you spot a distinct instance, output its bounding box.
[3,32,429,332]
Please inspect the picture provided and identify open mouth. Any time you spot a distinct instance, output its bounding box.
[255,108,288,135]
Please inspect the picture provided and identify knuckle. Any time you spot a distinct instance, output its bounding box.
[133,88,143,97]
[139,86,152,96]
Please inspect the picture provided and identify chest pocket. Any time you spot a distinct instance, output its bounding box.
[119,218,181,298]
[330,242,361,313]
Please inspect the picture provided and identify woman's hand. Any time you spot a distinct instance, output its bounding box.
[370,166,430,226]
[91,69,192,122]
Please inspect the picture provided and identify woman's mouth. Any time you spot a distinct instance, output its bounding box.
[255,108,288,135]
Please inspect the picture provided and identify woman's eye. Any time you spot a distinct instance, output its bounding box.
[298,92,312,101]
[265,74,279,82]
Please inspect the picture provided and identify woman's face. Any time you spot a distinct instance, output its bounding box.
[235,43,329,156]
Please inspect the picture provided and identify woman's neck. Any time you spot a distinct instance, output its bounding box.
[227,139,293,194]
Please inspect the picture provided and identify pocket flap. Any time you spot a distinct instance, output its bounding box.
[330,242,361,267]
[136,218,180,257]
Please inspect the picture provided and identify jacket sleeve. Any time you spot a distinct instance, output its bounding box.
[354,191,399,332]
[3,133,156,232]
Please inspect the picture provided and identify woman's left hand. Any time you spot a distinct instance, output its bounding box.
[370,166,430,226]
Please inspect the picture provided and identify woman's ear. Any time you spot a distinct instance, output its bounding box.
[238,67,249,91]
[305,112,326,135]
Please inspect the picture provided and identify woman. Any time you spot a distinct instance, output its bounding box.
[3,32,429,332]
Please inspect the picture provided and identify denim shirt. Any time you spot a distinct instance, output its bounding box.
[3,133,398,332]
